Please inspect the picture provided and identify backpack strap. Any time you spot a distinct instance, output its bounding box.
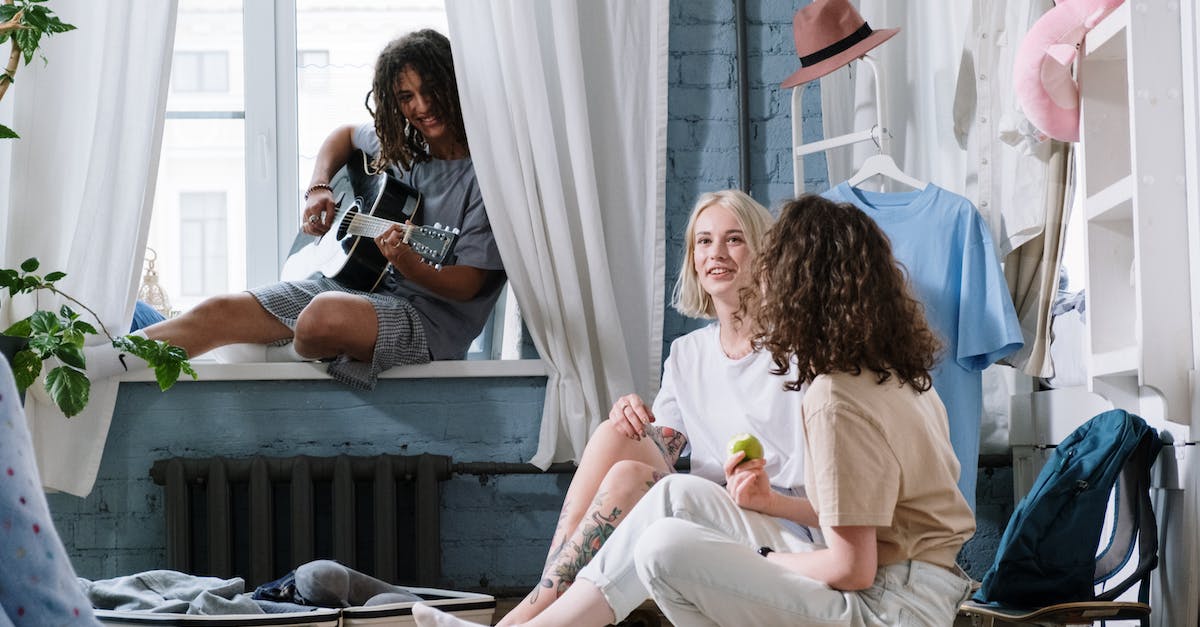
[1094,428,1163,603]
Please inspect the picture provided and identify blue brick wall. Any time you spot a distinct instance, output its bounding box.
[48,0,1009,593]
[48,378,555,589]
[664,0,825,348]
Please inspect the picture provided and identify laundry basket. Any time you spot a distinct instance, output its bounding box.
[95,607,341,626]
[341,587,496,626]
[94,587,495,627]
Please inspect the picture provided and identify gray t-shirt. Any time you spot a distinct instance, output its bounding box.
[353,124,506,359]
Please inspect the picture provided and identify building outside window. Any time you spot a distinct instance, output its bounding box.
[178,192,229,297]
[171,51,229,93]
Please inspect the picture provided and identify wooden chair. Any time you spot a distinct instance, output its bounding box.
[958,599,1151,626]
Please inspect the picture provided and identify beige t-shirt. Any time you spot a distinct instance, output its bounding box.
[802,371,976,571]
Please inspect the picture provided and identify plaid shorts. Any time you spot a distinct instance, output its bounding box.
[249,277,430,390]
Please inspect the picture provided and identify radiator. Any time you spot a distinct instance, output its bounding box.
[149,453,452,587]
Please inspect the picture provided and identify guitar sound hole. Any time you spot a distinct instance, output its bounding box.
[338,208,357,240]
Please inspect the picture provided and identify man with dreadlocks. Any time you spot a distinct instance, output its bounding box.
[84,29,505,389]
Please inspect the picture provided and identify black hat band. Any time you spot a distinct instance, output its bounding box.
[798,22,874,67]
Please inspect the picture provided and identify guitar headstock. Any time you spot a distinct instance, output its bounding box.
[406,222,461,269]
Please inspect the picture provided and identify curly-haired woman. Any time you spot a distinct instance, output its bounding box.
[87,29,505,389]
[415,195,975,627]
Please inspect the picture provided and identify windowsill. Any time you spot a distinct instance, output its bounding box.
[117,359,548,382]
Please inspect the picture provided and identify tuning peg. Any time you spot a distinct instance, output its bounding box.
[433,222,443,229]
[453,227,461,234]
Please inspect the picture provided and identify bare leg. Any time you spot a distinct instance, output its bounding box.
[85,290,384,381]
[415,580,614,627]
[290,292,378,361]
[497,422,686,626]
[142,292,293,357]
[143,290,380,362]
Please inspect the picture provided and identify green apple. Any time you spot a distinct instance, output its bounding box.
[727,433,764,461]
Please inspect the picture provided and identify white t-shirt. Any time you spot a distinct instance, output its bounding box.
[653,323,806,488]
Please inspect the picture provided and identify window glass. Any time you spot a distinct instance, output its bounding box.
[179,192,229,296]
[151,0,244,312]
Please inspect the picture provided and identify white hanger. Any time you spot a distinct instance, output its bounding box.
[847,152,926,191]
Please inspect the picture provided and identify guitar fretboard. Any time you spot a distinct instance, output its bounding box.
[346,212,405,239]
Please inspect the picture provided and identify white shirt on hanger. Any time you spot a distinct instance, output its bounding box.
[952,0,1059,257]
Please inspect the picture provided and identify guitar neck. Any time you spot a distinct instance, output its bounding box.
[346,213,408,239]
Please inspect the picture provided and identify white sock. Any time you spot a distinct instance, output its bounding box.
[412,603,484,627]
[83,330,150,380]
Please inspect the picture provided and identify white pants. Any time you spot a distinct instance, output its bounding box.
[576,474,972,626]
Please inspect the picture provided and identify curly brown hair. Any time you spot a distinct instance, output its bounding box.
[369,29,467,171]
[746,195,941,392]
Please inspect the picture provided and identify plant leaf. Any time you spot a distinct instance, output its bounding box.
[20,257,39,272]
[74,320,97,336]
[46,365,89,417]
[10,349,40,391]
[22,7,47,31]
[0,124,17,139]
[44,271,66,282]
[15,30,38,65]
[154,361,181,391]
[3,319,32,337]
[46,17,74,34]
[28,309,60,334]
[0,269,17,289]
[56,343,85,369]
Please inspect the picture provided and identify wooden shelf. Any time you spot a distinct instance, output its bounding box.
[1089,346,1139,377]
[1086,2,1128,58]
[1085,174,1134,221]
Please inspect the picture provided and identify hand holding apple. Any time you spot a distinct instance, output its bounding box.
[724,433,774,513]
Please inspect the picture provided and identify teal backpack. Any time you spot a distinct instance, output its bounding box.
[974,409,1163,608]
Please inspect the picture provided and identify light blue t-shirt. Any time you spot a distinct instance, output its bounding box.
[824,182,1023,511]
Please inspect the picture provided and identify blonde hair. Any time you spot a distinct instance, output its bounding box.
[671,189,774,319]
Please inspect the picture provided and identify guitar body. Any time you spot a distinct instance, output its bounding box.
[282,150,423,292]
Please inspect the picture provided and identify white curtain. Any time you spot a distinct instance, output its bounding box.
[0,0,177,496]
[445,0,668,467]
[819,0,970,192]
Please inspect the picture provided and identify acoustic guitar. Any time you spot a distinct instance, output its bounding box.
[281,150,459,292]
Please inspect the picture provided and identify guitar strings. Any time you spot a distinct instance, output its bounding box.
[345,212,410,238]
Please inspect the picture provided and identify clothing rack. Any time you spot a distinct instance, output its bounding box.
[791,53,890,195]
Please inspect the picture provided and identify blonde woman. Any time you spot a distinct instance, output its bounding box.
[496,190,812,625]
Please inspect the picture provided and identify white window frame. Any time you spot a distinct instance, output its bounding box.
[243,1,298,288]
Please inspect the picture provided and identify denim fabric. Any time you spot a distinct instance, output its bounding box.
[252,570,312,606]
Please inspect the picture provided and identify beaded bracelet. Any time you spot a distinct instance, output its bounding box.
[304,183,334,200]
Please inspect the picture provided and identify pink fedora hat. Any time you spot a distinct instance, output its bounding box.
[781,0,900,89]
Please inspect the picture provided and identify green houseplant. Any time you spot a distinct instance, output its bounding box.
[1,3,195,416]
[1,0,76,138]
[1,258,196,416]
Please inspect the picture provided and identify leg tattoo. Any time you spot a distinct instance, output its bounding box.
[551,505,622,593]
[647,426,689,467]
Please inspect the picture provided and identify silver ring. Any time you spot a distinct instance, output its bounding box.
[307,215,319,224]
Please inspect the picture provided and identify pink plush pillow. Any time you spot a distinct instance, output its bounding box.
[1014,0,1125,142]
